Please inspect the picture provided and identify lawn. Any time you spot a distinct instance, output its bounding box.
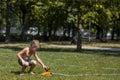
[0,43,120,80]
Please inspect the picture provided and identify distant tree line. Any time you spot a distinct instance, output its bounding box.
[0,0,120,42]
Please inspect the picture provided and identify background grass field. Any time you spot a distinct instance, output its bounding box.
[0,43,120,80]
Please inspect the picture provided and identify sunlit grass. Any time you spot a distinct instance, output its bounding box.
[0,43,120,80]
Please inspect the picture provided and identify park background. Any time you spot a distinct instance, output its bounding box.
[0,0,120,80]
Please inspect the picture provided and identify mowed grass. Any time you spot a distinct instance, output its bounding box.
[0,43,120,80]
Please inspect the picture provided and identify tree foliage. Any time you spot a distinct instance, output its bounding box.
[0,0,120,42]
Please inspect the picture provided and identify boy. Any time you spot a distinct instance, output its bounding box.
[17,40,49,75]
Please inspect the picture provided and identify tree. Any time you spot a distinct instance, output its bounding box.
[0,1,6,31]
[0,0,120,42]
[5,0,12,42]
[10,0,40,41]
[75,0,83,51]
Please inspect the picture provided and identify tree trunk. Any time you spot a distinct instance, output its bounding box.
[102,30,107,42]
[21,13,26,41]
[48,23,52,38]
[43,30,48,41]
[5,0,11,43]
[37,26,40,37]
[71,23,76,44]
[99,30,107,42]
[0,20,2,31]
[63,23,67,37]
[115,20,120,41]
[116,28,120,41]
[72,23,75,38]
[63,28,66,37]
[77,26,82,52]
[96,26,102,40]
[76,12,82,52]
[20,4,27,41]
[67,23,71,37]
[53,28,56,36]
[111,25,116,40]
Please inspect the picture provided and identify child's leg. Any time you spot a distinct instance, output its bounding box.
[18,59,29,74]
[28,60,37,73]
[21,66,27,73]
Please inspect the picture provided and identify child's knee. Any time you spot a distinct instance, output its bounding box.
[23,62,29,67]
[31,60,37,65]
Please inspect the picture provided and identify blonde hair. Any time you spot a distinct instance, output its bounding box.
[30,40,40,48]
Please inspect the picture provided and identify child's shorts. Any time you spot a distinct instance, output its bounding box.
[18,59,33,66]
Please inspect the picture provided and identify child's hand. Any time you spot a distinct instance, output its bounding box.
[43,65,50,71]
[22,61,29,66]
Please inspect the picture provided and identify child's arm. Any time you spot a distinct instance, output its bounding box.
[17,48,28,66]
[34,53,48,69]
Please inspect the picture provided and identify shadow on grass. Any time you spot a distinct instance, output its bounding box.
[0,46,23,51]
[0,46,75,52]
[0,46,120,57]
[82,49,120,57]
[11,71,30,75]
[40,47,75,52]
[11,71,20,75]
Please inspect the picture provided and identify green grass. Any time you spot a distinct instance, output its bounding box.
[0,43,120,80]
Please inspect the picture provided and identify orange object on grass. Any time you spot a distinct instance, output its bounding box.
[41,72,52,76]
